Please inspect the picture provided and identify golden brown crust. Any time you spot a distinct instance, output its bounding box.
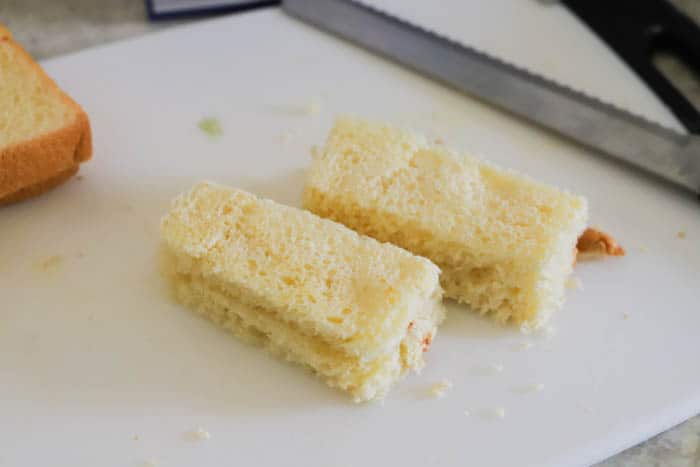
[0,165,78,206]
[0,24,92,206]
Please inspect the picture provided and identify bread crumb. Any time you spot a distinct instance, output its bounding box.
[639,245,649,253]
[132,434,139,441]
[473,363,504,375]
[566,276,583,290]
[576,227,625,257]
[429,379,453,398]
[622,312,630,320]
[143,460,158,467]
[513,383,545,394]
[481,407,506,419]
[192,427,210,440]
[677,231,686,239]
[488,363,504,373]
[434,138,444,145]
[527,383,545,393]
[306,96,322,116]
[38,255,64,273]
[198,117,223,139]
[76,175,84,181]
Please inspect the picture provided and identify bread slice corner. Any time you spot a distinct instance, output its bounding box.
[0,23,92,206]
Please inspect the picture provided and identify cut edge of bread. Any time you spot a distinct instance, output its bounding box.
[0,24,92,205]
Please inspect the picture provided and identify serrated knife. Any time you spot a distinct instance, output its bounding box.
[282,0,700,196]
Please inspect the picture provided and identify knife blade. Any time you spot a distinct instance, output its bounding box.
[282,0,700,196]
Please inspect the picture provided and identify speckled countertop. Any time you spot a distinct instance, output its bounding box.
[1,1,699,465]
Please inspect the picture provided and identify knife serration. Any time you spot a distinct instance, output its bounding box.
[283,0,700,195]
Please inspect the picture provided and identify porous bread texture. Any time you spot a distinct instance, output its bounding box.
[303,117,588,329]
[160,182,445,402]
[0,24,91,205]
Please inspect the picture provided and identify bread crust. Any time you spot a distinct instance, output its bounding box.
[0,165,78,206]
[0,25,92,205]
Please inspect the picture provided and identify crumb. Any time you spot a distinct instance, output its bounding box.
[513,341,533,351]
[38,255,64,273]
[622,312,630,320]
[472,363,504,376]
[488,363,504,373]
[677,231,686,239]
[306,96,322,116]
[143,460,158,467]
[565,276,583,291]
[481,407,506,419]
[434,138,444,145]
[76,175,84,181]
[473,363,504,376]
[639,245,649,253]
[132,434,139,441]
[576,227,625,257]
[429,379,453,398]
[513,383,545,394]
[198,117,223,139]
[192,427,210,441]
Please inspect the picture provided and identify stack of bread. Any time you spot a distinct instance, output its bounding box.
[160,182,445,402]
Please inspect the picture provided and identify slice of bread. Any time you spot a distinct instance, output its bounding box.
[0,25,92,205]
[160,182,445,402]
[303,117,588,330]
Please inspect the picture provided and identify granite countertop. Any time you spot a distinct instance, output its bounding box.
[1,1,699,466]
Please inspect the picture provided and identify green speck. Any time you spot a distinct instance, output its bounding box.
[198,117,223,139]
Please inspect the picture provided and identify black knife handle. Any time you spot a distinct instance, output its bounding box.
[563,0,700,134]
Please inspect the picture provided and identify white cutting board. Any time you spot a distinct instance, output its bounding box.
[1,2,699,466]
